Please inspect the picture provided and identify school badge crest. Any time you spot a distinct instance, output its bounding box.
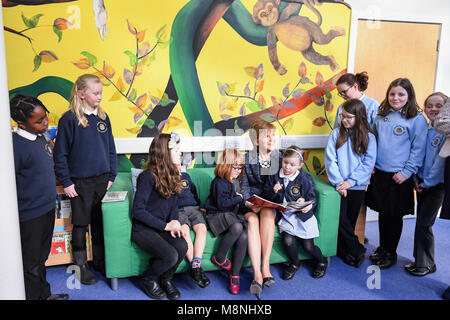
[181,179,189,189]
[393,125,405,136]
[97,121,107,133]
[45,142,53,157]
[432,137,441,147]
[290,184,301,197]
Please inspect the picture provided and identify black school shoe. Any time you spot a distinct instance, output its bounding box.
[375,252,397,269]
[312,261,328,279]
[140,277,167,300]
[282,262,301,280]
[190,267,211,288]
[369,247,387,262]
[159,279,181,300]
[46,293,69,300]
[407,264,436,277]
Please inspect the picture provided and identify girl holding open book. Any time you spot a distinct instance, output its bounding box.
[264,146,327,280]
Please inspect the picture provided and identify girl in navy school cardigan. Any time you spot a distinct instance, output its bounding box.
[54,74,117,285]
[132,133,187,300]
[204,148,248,295]
[264,146,327,280]
[366,78,428,269]
[325,99,377,268]
[10,95,68,300]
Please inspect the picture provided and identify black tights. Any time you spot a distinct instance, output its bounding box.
[72,225,87,251]
[215,222,248,276]
[282,232,326,265]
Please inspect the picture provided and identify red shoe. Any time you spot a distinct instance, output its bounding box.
[211,255,232,271]
[229,275,240,295]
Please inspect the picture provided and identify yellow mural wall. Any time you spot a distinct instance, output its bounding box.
[3,0,351,172]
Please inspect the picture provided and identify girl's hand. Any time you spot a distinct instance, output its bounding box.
[200,208,206,213]
[337,189,347,197]
[296,197,305,203]
[301,204,313,213]
[392,172,407,184]
[414,181,423,193]
[336,181,351,191]
[107,181,113,190]
[273,181,283,193]
[64,184,78,198]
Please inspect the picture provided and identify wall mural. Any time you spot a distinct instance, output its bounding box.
[3,0,352,172]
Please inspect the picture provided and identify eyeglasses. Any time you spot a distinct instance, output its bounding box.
[232,166,243,171]
[337,86,352,97]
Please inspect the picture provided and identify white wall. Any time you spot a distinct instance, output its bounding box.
[346,0,450,94]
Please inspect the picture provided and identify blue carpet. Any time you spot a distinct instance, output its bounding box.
[45,218,450,300]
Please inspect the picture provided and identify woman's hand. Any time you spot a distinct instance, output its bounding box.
[64,184,78,198]
[336,181,351,191]
[392,172,407,184]
[245,201,261,213]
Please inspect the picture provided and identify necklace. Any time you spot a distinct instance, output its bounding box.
[259,158,271,168]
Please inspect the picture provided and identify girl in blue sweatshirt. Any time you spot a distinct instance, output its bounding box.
[405,92,447,277]
[366,78,428,269]
[132,133,187,300]
[325,99,377,268]
[10,95,68,300]
[54,74,117,285]
[205,148,248,295]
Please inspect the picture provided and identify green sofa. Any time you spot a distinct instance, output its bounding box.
[102,167,341,290]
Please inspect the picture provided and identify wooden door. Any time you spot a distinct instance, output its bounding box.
[354,20,441,107]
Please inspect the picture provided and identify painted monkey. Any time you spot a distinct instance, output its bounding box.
[252,0,346,74]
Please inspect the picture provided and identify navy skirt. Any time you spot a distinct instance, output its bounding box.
[365,169,415,218]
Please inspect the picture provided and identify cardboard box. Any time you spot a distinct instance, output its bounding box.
[45,186,93,266]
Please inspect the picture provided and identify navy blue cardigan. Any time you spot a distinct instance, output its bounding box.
[204,177,243,213]
[263,169,317,222]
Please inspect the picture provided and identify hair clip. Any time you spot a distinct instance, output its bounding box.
[168,131,180,149]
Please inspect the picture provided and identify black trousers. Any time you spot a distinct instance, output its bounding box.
[378,214,403,255]
[413,183,445,267]
[19,208,55,300]
[337,190,366,258]
[70,173,109,264]
[132,226,188,281]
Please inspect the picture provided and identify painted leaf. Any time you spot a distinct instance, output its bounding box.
[228,82,237,95]
[103,61,115,79]
[54,18,72,30]
[217,81,225,96]
[304,151,310,162]
[39,51,58,63]
[325,89,332,99]
[256,79,264,93]
[134,112,143,123]
[271,96,283,108]
[160,94,175,107]
[21,13,43,29]
[220,114,232,120]
[222,83,231,95]
[155,24,168,41]
[244,82,251,97]
[256,64,264,80]
[315,72,324,86]
[219,98,227,111]
[282,118,294,132]
[292,88,305,99]
[127,19,138,35]
[126,127,142,135]
[300,77,311,84]
[137,30,146,43]
[282,83,290,98]
[284,101,297,109]
[136,93,148,109]
[312,117,326,127]
[133,62,143,76]
[260,113,275,122]
[314,96,324,106]
[226,98,238,111]
[325,100,334,112]
[313,156,322,171]
[80,51,97,67]
[144,118,156,130]
[116,76,125,92]
[157,119,170,132]
[246,101,259,113]
[128,89,137,102]
[138,41,150,57]
[109,90,122,102]
[124,50,137,67]
[123,69,133,85]
[234,120,241,131]
[298,62,307,78]
[128,105,143,115]
[33,54,42,72]
[165,116,182,130]
[239,103,246,117]
[52,25,62,42]
[244,67,258,78]
[151,95,161,105]
[72,58,90,69]
[258,95,266,107]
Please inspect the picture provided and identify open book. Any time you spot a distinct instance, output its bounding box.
[102,191,128,203]
[246,194,314,213]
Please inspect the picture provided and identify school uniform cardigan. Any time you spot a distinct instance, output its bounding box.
[12,130,56,222]
[372,110,428,179]
[178,172,201,208]
[241,150,283,201]
[53,110,117,188]
[263,169,317,222]
[204,177,243,213]
[417,126,446,188]
[132,169,179,232]
[324,128,377,190]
